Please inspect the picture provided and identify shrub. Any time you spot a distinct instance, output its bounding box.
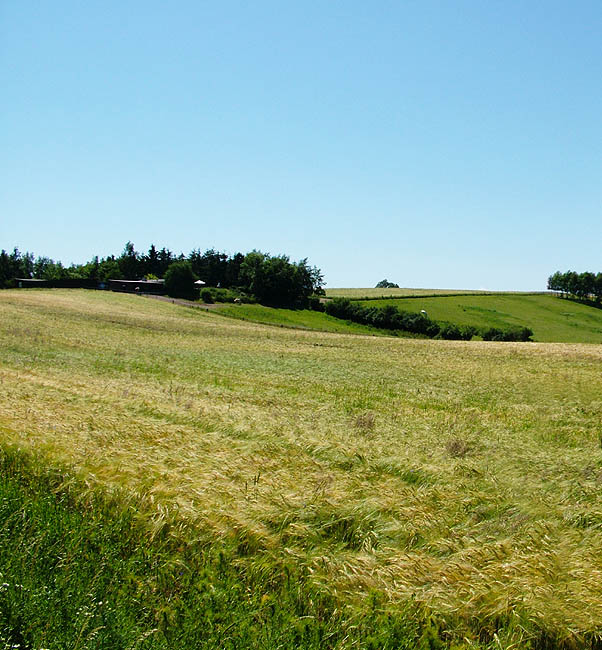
[481,326,533,342]
[437,323,462,340]
[200,288,214,303]
[436,323,476,341]
[460,325,478,340]
[324,298,357,320]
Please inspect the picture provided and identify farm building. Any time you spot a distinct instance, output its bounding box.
[14,278,100,289]
[107,279,166,295]
[14,278,49,288]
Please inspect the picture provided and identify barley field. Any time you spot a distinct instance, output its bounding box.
[1,289,602,647]
[325,288,508,299]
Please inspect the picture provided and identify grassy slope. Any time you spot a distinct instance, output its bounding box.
[214,303,405,337]
[1,289,602,646]
[358,293,602,343]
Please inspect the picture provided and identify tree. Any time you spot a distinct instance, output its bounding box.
[189,248,228,287]
[98,256,122,282]
[118,241,140,279]
[224,252,245,288]
[33,256,67,280]
[0,248,34,286]
[143,245,161,278]
[164,260,196,299]
[238,251,324,307]
[375,279,399,289]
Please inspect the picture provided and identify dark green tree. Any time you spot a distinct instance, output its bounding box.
[117,241,141,279]
[238,252,323,307]
[165,260,196,299]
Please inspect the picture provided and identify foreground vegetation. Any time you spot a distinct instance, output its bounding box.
[1,290,602,647]
[0,446,425,649]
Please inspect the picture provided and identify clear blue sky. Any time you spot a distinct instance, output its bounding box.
[1,1,600,289]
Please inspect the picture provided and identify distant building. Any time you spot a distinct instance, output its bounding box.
[15,278,49,288]
[107,279,166,295]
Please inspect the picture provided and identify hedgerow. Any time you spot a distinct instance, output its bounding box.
[323,298,532,341]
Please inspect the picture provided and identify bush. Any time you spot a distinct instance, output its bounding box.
[324,298,357,320]
[437,323,462,340]
[436,323,477,341]
[199,287,250,304]
[308,296,325,311]
[481,326,533,342]
[325,299,442,337]
[200,288,214,303]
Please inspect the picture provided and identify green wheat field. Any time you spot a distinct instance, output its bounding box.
[1,289,602,648]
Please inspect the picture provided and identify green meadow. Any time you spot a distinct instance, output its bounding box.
[356,293,602,343]
[1,289,602,648]
[216,292,602,344]
[214,303,391,336]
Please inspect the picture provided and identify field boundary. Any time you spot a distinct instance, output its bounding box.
[349,291,554,302]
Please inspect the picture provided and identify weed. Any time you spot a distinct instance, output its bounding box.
[445,437,472,458]
[354,411,376,433]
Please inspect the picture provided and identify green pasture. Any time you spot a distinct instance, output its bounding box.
[1,289,602,647]
[215,303,408,337]
[358,293,602,343]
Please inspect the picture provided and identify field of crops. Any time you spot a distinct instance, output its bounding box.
[325,288,496,299]
[1,289,602,648]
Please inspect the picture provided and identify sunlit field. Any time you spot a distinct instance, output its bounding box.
[325,287,497,299]
[1,289,602,647]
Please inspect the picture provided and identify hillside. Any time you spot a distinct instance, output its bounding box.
[355,293,602,343]
[217,291,602,343]
[1,289,602,647]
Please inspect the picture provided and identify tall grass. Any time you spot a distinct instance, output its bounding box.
[0,445,430,649]
[1,289,602,646]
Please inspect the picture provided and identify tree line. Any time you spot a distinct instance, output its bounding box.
[547,270,602,303]
[324,298,533,341]
[0,242,324,308]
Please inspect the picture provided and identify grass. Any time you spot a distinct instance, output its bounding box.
[1,289,602,647]
[358,293,602,343]
[214,303,409,337]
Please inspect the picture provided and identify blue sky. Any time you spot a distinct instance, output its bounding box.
[1,1,600,289]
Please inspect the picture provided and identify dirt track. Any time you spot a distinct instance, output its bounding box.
[139,293,221,310]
